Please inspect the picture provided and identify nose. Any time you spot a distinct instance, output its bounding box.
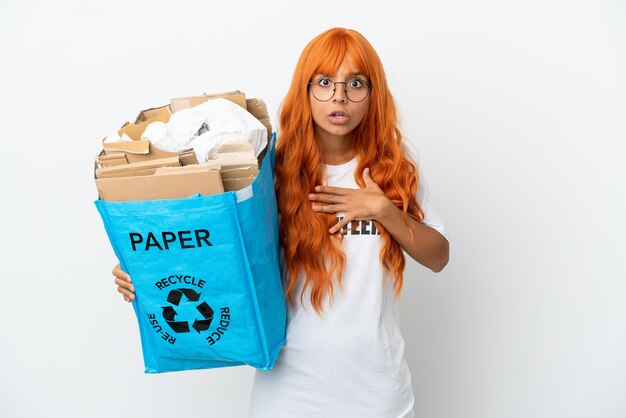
[333,82,348,103]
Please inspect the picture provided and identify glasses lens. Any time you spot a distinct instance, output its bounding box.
[311,79,335,101]
[346,79,369,102]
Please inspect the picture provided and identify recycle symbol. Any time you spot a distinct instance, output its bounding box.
[161,288,214,333]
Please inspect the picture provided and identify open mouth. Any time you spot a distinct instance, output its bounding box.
[328,111,349,124]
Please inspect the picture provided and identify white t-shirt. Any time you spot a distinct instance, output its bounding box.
[249,155,447,418]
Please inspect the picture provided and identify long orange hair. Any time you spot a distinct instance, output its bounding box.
[275,28,424,314]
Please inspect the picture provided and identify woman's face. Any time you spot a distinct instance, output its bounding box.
[308,58,370,145]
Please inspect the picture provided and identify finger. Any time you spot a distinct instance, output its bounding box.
[312,204,346,213]
[113,267,134,291]
[363,167,375,187]
[314,185,352,195]
[363,167,382,191]
[117,286,135,301]
[113,265,131,282]
[309,193,346,204]
[114,277,135,293]
[329,215,353,234]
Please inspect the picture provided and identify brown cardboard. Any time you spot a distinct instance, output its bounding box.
[222,177,256,191]
[217,141,255,154]
[95,170,224,202]
[98,153,128,167]
[109,145,181,164]
[220,165,258,180]
[246,98,273,141]
[103,140,150,154]
[105,92,250,164]
[95,157,181,179]
[103,142,196,165]
[209,141,259,191]
[105,92,269,163]
[119,105,171,140]
[179,149,199,166]
[135,105,172,123]
[155,161,221,175]
[212,141,258,168]
[107,104,177,164]
[170,91,247,114]
[95,91,272,201]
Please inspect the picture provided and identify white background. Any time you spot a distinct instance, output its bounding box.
[1,0,625,417]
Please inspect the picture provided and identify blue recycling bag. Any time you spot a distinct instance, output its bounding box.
[95,134,286,373]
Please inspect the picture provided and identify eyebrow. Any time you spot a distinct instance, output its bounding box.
[314,72,368,79]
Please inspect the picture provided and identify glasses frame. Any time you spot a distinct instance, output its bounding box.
[307,77,373,103]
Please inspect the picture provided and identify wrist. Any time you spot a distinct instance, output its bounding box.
[376,197,398,224]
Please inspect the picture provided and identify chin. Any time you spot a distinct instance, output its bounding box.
[322,124,355,138]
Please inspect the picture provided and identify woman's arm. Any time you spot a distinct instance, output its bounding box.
[309,167,449,272]
[376,198,449,272]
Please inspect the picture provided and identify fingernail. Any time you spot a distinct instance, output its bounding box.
[315,186,321,191]
[130,286,135,292]
[308,193,314,199]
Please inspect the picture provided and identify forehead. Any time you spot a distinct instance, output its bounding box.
[314,58,368,80]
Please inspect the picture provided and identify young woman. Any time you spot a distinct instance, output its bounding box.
[114,27,449,418]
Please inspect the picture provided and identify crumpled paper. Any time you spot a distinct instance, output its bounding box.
[141,98,267,163]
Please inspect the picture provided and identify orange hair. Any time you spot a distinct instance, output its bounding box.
[275,28,424,314]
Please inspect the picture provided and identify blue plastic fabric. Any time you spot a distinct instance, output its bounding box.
[95,134,286,373]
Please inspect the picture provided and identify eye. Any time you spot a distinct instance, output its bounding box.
[349,79,366,88]
[317,78,333,87]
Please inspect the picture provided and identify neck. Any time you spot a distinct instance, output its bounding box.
[316,131,355,165]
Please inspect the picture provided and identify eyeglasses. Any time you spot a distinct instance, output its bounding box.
[307,77,372,103]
